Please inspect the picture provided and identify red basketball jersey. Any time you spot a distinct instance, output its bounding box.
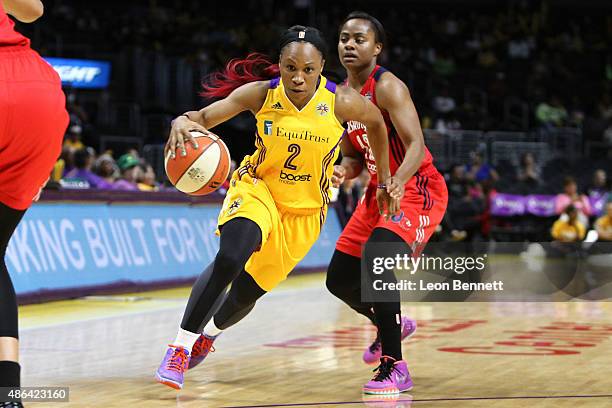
[0,2,30,48]
[345,65,434,185]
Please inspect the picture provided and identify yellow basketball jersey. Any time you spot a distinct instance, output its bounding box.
[237,75,345,210]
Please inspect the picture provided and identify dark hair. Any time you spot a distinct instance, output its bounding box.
[565,204,577,215]
[74,148,92,169]
[201,26,327,99]
[341,11,386,46]
[563,176,576,186]
[279,25,327,59]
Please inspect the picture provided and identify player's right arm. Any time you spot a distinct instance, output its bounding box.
[166,81,268,159]
[3,0,44,23]
[332,138,364,188]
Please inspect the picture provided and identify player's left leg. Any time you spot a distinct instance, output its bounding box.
[0,203,26,403]
[362,227,414,395]
[189,270,266,369]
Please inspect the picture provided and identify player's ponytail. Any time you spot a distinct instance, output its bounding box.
[200,53,280,99]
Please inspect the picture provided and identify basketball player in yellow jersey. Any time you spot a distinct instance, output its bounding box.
[156,25,403,390]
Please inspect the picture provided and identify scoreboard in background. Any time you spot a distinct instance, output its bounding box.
[44,57,111,89]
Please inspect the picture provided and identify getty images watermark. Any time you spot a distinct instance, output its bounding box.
[370,253,504,292]
[360,242,612,302]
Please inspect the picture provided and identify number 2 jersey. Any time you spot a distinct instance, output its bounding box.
[345,65,435,185]
[237,75,345,210]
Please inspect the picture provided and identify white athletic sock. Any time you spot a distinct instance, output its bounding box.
[203,319,223,337]
[172,328,201,352]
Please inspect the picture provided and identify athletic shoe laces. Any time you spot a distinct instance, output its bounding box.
[166,346,189,372]
[371,359,396,382]
[192,336,215,357]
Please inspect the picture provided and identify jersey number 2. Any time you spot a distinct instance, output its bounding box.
[284,144,301,170]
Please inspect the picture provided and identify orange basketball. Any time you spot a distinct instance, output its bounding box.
[164,131,231,196]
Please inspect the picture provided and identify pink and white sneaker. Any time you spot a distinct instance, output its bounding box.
[363,317,417,365]
[363,356,413,395]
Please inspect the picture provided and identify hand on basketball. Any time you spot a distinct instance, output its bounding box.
[331,165,346,188]
[166,114,209,159]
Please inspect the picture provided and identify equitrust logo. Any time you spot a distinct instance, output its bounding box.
[275,127,329,144]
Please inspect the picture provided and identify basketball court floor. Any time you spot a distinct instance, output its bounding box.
[19,273,612,407]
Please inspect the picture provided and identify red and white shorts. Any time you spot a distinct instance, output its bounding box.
[0,47,68,210]
[336,165,448,258]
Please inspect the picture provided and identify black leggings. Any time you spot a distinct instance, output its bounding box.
[0,203,26,339]
[181,218,267,333]
[326,227,407,360]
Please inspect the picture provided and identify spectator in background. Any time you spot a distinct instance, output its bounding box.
[63,122,85,152]
[551,204,586,243]
[587,169,608,197]
[595,202,612,241]
[446,164,468,199]
[432,87,456,115]
[535,94,568,129]
[516,152,541,187]
[51,146,73,182]
[112,154,141,191]
[94,154,118,185]
[63,147,113,189]
[555,176,591,226]
[432,49,456,77]
[465,151,499,183]
[137,164,159,191]
[597,94,612,121]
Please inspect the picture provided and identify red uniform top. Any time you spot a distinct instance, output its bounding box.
[345,65,434,185]
[0,2,30,48]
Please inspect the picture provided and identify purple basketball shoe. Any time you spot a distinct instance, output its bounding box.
[155,345,190,390]
[363,356,413,395]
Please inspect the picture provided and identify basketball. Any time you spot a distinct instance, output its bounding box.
[164,130,231,195]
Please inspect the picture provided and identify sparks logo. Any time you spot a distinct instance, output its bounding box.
[226,197,243,215]
[264,120,273,135]
[271,102,283,110]
[315,103,329,116]
[364,92,372,100]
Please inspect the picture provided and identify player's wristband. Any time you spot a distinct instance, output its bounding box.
[376,183,387,189]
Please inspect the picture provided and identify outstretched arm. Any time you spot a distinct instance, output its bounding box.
[4,0,44,23]
[166,81,268,159]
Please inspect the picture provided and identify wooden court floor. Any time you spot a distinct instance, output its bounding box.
[18,273,612,407]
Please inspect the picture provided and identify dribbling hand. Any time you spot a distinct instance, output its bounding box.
[165,114,211,159]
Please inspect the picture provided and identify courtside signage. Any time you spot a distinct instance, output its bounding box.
[44,57,111,88]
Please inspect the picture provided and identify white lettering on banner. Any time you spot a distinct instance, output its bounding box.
[5,240,22,274]
[110,219,131,266]
[14,221,41,273]
[131,219,152,264]
[178,218,201,262]
[29,220,48,270]
[99,219,124,267]
[121,219,145,266]
[83,219,109,268]
[193,219,219,260]
[112,219,132,266]
[60,219,85,270]
[54,66,101,82]
[166,219,186,264]
[151,219,169,263]
[37,220,68,270]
